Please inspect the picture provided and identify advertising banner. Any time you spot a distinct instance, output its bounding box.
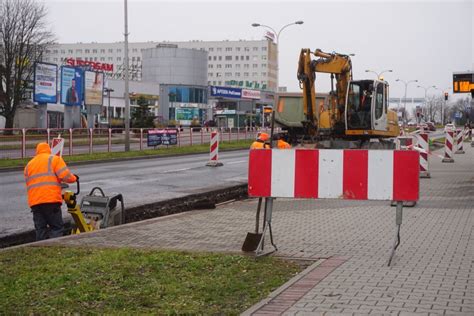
[84,70,104,106]
[147,129,178,147]
[60,66,83,106]
[242,89,261,100]
[33,62,58,103]
[210,86,241,99]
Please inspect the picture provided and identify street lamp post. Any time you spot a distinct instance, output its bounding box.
[365,69,393,80]
[251,20,304,93]
[396,78,418,126]
[123,0,130,151]
[417,85,437,123]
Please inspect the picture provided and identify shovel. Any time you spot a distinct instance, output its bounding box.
[241,198,263,252]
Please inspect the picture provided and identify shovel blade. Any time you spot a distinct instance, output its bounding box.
[242,232,263,252]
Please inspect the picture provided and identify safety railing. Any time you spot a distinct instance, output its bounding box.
[0,127,265,159]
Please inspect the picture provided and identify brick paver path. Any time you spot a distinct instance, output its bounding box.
[39,146,474,315]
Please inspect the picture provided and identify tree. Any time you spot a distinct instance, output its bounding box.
[131,96,154,128]
[0,0,54,131]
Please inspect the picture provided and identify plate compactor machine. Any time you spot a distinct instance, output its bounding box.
[63,179,125,234]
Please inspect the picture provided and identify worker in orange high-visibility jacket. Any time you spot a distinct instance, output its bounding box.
[250,132,271,149]
[24,142,77,240]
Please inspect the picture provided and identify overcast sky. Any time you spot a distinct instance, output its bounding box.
[44,0,473,99]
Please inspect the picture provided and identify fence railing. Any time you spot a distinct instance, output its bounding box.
[0,127,267,159]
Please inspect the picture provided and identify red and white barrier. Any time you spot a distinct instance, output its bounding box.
[51,136,64,157]
[455,129,465,154]
[206,131,223,167]
[442,130,455,163]
[416,132,430,178]
[248,149,419,201]
[471,129,474,147]
[396,136,414,150]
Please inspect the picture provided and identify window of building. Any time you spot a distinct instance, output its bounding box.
[244,47,250,52]
[53,49,58,54]
[100,57,105,61]
[236,47,241,52]
[53,58,58,62]
[218,56,222,61]
[168,86,208,104]
[60,50,65,54]
[91,49,97,53]
[213,81,216,85]
[253,55,258,61]
[85,57,88,61]
[235,64,241,68]
[253,47,259,51]
[240,55,244,60]
[261,72,267,76]
[108,49,113,53]
[209,47,214,52]
[213,56,217,61]
[246,56,250,60]
[209,73,213,77]
[225,64,232,68]
[132,48,138,52]
[262,47,267,51]
[225,72,232,77]
[117,57,122,61]
[218,81,222,85]
[132,56,136,61]
[216,73,222,77]
[217,47,222,52]
[253,64,258,68]
[262,55,267,60]
[100,49,105,53]
[117,49,122,53]
[244,64,249,68]
[235,72,240,77]
[225,47,232,51]
[208,64,213,68]
[217,64,222,68]
[45,49,51,54]
[76,49,82,54]
[244,72,249,77]
[67,49,73,54]
[108,57,113,61]
[137,56,141,61]
[208,56,212,61]
[94,57,98,61]
[252,72,258,76]
[225,55,232,60]
[84,49,90,53]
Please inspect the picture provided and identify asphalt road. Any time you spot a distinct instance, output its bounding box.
[0,150,249,238]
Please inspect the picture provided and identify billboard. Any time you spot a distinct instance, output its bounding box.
[210,86,241,99]
[60,66,83,106]
[452,72,474,94]
[84,70,104,106]
[242,89,261,100]
[33,62,58,103]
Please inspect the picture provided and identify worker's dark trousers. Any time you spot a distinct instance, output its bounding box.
[31,203,64,241]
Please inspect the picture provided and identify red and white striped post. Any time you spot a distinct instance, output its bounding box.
[442,130,455,163]
[416,132,430,178]
[471,129,474,147]
[206,130,223,167]
[455,129,465,154]
[51,135,64,157]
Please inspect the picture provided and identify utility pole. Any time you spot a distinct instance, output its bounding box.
[124,0,130,151]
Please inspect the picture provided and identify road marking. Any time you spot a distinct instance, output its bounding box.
[225,160,246,165]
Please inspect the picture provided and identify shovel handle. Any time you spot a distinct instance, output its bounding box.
[255,198,262,234]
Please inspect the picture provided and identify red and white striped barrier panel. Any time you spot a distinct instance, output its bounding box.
[51,136,64,157]
[471,129,474,147]
[416,132,430,178]
[248,149,419,201]
[455,129,465,154]
[442,130,455,163]
[206,131,223,167]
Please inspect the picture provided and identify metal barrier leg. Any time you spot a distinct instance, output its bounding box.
[388,201,403,266]
[255,197,278,257]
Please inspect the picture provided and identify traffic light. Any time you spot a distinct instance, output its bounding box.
[444,92,449,101]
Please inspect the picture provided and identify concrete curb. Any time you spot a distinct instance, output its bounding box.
[0,147,249,173]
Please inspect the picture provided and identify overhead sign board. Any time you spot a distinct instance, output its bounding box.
[60,66,83,106]
[84,71,104,106]
[452,72,474,93]
[210,86,241,99]
[33,62,58,104]
[66,58,114,72]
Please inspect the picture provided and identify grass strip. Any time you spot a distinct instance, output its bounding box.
[0,140,253,169]
[0,247,301,314]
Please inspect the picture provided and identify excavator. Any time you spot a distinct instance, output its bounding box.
[275,48,399,148]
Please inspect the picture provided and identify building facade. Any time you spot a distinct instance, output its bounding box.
[44,39,277,91]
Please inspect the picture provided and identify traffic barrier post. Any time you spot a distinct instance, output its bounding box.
[442,130,455,163]
[471,129,474,147]
[416,132,430,178]
[206,130,223,167]
[455,129,465,154]
[51,135,64,157]
[247,149,420,266]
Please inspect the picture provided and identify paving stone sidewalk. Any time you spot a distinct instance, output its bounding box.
[38,146,474,315]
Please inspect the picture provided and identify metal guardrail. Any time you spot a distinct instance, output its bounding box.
[0,127,268,159]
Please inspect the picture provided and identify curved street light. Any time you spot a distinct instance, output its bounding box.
[251,20,304,92]
[396,78,418,125]
[365,69,393,80]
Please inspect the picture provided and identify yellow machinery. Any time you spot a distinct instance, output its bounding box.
[278,48,399,148]
[63,179,124,234]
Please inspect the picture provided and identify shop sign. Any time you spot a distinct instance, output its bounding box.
[242,89,261,100]
[210,86,241,99]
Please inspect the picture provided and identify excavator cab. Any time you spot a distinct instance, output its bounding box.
[345,79,392,136]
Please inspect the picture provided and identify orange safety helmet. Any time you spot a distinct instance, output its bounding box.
[257,132,269,141]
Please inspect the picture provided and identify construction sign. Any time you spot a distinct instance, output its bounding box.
[51,137,64,157]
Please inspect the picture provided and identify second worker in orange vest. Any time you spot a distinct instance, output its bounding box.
[250,132,271,149]
[24,143,77,240]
